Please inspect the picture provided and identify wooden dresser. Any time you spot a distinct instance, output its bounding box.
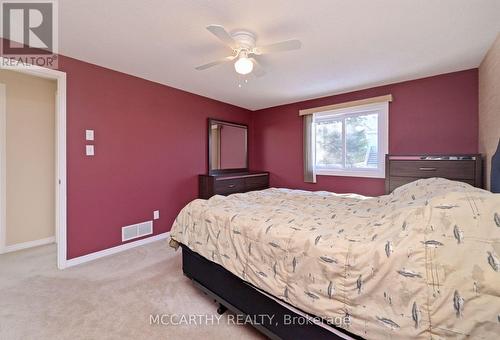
[199,171,269,199]
[385,154,482,194]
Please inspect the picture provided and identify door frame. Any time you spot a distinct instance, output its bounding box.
[0,57,67,269]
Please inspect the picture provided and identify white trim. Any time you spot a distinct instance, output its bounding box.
[315,168,386,179]
[64,232,170,268]
[0,57,67,269]
[2,236,55,254]
[312,101,389,179]
[0,84,6,254]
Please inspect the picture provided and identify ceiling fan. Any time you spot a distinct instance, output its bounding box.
[195,25,302,77]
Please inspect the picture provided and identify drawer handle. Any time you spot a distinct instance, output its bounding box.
[419,167,437,171]
[227,184,236,188]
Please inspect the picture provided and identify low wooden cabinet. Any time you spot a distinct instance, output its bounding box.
[385,154,482,193]
[199,172,269,199]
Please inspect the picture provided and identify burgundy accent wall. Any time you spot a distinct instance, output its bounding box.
[56,56,251,259]
[250,69,479,196]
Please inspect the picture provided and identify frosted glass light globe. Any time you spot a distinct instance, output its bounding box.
[234,57,253,75]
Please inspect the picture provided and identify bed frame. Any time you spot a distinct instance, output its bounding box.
[181,244,362,340]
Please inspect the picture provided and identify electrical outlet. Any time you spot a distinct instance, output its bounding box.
[153,210,160,220]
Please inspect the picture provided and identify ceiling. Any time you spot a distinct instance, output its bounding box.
[56,0,499,110]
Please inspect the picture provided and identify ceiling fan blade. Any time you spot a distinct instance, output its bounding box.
[195,56,236,71]
[256,39,302,54]
[250,58,266,77]
[206,25,236,49]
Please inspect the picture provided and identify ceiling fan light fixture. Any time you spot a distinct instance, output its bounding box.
[234,55,253,75]
[196,25,301,78]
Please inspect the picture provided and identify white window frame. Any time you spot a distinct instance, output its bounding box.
[312,101,389,178]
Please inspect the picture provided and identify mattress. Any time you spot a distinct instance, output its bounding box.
[170,178,500,339]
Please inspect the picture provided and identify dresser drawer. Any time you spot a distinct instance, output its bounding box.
[245,175,269,190]
[389,160,475,179]
[199,172,270,199]
[214,178,245,195]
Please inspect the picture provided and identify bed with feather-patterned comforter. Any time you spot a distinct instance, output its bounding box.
[170,178,500,339]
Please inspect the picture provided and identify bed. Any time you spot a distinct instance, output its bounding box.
[169,178,500,339]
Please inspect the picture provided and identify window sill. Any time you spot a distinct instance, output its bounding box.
[315,169,385,179]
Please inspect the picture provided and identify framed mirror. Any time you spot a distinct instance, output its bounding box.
[208,118,248,174]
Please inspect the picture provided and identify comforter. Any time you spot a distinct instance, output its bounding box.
[170,178,500,339]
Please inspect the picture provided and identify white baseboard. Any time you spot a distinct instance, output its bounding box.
[63,232,170,268]
[1,236,55,254]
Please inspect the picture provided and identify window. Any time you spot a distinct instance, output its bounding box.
[312,102,388,178]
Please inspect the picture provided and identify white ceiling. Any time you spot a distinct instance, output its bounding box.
[57,0,500,110]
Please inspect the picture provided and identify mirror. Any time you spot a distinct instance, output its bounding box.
[208,119,248,174]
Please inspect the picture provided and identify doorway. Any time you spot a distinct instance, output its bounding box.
[0,59,67,269]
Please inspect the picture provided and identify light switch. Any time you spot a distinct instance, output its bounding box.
[85,129,94,141]
[86,145,95,156]
[153,210,160,220]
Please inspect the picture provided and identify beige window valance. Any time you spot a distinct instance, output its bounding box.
[298,94,393,116]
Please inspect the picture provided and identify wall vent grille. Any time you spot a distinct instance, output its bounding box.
[122,221,153,242]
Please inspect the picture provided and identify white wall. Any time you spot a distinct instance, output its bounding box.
[0,69,57,246]
[479,34,500,190]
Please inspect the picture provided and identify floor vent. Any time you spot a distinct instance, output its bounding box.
[122,221,153,242]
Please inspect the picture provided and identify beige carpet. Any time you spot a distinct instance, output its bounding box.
[0,240,265,340]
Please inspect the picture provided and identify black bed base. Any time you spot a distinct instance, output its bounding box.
[181,245,362,340]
